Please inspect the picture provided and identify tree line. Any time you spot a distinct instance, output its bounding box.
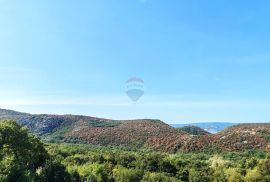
[1,120,270,182]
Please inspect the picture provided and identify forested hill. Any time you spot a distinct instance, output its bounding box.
[1,108,270,153]
[0,108,191,152]
[183,123,270,152]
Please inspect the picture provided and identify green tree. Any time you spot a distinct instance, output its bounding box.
[209,155,227,182]
[0,120,48,181]
[159,159,177,175]
[245,156,270,182]
[113,166,143,182]
[189,167,213,182]
[225,168,244,182]
[177,168,189,182]
[245,169,261,182]
[141,172,178,182]
[257,155,270,181]
[36,160,71,182]
[78,162,113,182]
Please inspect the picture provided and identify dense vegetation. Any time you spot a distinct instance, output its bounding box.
[46,144,270,182]
[0,120,70,181]
[1,120,270,182]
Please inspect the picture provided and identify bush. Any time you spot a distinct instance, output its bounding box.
[113,166,143,182]
[141,172,178,182]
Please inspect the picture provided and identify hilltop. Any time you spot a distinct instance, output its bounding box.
[183,123,270,152]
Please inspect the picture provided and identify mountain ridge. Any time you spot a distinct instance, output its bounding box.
[0,108,191,152]
[1,108,270,153]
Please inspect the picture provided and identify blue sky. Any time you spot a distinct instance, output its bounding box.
[1,0,270,123]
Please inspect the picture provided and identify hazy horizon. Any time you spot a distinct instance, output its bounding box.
[0,107,265,125]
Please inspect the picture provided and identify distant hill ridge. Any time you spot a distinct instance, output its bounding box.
[171,122,237,133]
[0,108,191,152]
[177,125,210,135]
[1,108,270,153]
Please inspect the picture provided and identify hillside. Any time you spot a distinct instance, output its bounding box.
[183,123,270,152]
[0,108,191,152]
[2,108,270,153]
[177,125,210,135]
